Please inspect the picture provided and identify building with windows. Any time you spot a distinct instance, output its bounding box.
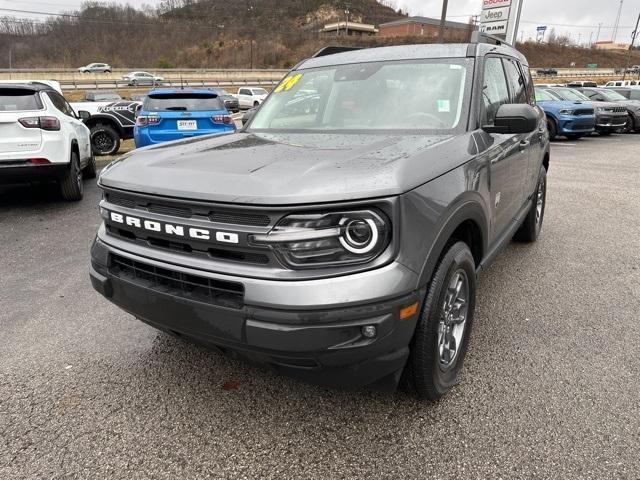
[379,16,475,41]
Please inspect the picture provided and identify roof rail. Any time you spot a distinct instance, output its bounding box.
[311,46,362,58]
[471,31,511,47]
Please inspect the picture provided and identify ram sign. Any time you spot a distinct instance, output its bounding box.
[479,0,523,44]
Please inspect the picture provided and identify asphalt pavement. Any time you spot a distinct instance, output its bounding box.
[1,134,639,479]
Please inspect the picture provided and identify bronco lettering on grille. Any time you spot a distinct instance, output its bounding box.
[108,211,239,244]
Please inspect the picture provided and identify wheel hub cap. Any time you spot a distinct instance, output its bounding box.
[438,269,469,369]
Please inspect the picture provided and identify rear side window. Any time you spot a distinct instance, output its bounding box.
[143,93,224,111]
[630,90,640,100]
[481,57,510,126]
[503,59,528,104]
[0,88,43,111]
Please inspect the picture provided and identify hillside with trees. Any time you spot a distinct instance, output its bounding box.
[0,0,638,70]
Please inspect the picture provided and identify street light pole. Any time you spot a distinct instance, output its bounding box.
[438,0,448,43]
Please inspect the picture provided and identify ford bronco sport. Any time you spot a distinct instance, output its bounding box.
[90,35,550,400]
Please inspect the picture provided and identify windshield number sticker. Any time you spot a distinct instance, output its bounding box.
[274,73,303,93]
[437,100,450,113]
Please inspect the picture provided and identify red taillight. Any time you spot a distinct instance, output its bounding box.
[28,158,51,165]
[18,116,60,131]
[136,115,159,126]
[212,115,232,125]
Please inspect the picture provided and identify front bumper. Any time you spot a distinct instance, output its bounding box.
[90,237,422,390]
[558,117,596,135]
[595,113,627,131]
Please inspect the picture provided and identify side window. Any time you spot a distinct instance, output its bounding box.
[585,90,603,101]
[46,91,75,118]
[481,57,510,126]
[503,59,527,104]
[239,88,249,95]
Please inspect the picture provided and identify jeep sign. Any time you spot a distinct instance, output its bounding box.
[479,0,523,45]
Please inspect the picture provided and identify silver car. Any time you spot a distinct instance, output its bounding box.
[122,71,164,86]
[78,63,112,73]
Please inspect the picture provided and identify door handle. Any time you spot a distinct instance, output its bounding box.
[519,140,530,151]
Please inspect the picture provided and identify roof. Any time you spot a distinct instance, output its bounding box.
[379,16,471,30]
[298,42,526,70]
[147,88,218,95]
[0,81,53,92]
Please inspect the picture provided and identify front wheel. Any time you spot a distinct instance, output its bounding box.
[547,118,557,140]
[624,115,634,133]
[253,101,259,107]
[514,166,547,243]
[403,241,476,401]
[565,134,582,140]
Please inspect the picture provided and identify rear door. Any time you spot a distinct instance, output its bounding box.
[45,90,91,162]
[237,88,252,108]
[0,88,43,158]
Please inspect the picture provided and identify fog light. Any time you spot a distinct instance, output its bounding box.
[361,325,377,338]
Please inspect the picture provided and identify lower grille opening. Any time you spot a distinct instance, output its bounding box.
[208,248,269,265]
[148,236,193,253]
[109,254,244,309]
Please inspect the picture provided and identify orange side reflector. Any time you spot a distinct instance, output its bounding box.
[399,302,419,320]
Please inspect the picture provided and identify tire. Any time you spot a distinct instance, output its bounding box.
[566,134,581,140]
[83,154,97,179]
[59,151,84,201]
[104,69,111,74]
[253,101,259,107]
[599,130,612,136]
[624,115,635,133]
[547,118,557,140]
[90,124,120,156]
[514,166,547,243]
[404,241,476,401]
[131,79,138,87]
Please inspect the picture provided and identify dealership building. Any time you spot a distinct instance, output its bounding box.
[378,16,475,41]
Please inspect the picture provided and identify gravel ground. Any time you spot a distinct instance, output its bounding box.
[1,134,639,479]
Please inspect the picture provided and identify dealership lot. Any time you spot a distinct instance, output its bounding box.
[1,134,639,478]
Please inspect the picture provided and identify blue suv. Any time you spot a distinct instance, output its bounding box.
[134,89,235,147]
[534,87,595,140]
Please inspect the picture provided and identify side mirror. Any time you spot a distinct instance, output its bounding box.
[482,104,538,134]
[77,110,91,122]
[135,104,142,116]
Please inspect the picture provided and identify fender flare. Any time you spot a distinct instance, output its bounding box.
[416,197,489,288]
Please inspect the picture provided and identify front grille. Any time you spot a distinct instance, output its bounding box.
[104,191,271,227]
[574,108,595,116]
[109,254,244,309]
[614,106,626,113]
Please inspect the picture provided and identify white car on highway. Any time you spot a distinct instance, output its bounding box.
[0,82,94,201]
[122,71,164,86]
[233,87,269,109]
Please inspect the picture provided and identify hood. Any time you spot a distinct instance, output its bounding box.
[99,131,467,205]
[539,99,593,110]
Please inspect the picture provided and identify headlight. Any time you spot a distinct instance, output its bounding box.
[596,107,607,112]
[559,109,574,115]
[251,209,390,268]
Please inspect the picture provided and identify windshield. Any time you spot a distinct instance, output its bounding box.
[90,93,121,101]
[248,59,471,133]
[599,90,627,101]
[143,93,224,111]
[553,89,590,102]
[534,89,557,102]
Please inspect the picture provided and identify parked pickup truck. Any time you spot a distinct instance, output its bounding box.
[70,98,141,155]
[233,87,269,109]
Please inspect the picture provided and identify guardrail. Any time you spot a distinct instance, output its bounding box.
[58,78,282,91]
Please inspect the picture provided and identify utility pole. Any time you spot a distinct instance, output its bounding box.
[612,0,624,42]
[345,6,350,36]
[588,31,593,47]
[595,22,602,44]
[438,0,448,43]
[623,13,640,79]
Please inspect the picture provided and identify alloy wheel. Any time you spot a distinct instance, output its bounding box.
[438,269,469,369]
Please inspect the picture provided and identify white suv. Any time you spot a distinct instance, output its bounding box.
[0,82,94,201]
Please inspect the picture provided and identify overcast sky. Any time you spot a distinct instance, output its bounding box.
[0,0,637,45]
